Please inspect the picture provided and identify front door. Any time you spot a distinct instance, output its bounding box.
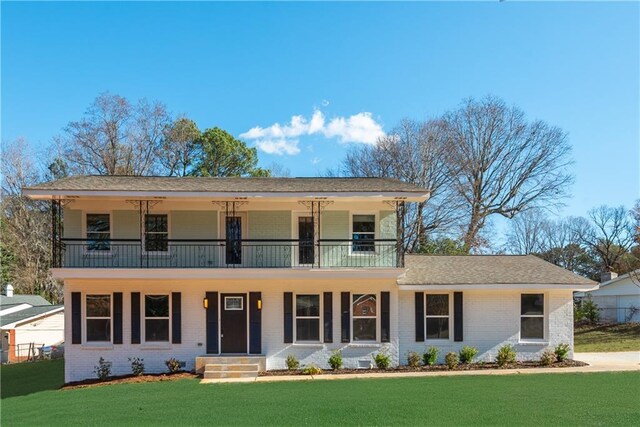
[297,216,314,265]
[221,294,247,353]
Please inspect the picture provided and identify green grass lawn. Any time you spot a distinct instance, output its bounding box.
[575,323,640,352]
[2,360,639,426]
[1,359,64,398]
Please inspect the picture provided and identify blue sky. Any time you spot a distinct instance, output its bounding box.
[2,1,638,219]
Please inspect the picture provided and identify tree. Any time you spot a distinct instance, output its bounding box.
[160,117,201,176]
[417,237,468,255]
[192,127,270,177]
[342,119,464,252]
[443,96,574,251]
[504,208,548,254]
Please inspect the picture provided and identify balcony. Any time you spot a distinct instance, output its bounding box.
[54,238,402,269]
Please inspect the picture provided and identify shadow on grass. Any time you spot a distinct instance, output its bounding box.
[1,359,64,399]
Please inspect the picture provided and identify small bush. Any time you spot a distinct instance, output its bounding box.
[94,357,111,381]
[128,357,144,376]
[445,352,459,370]
[373,352,391,369]
[407,351,421,368]
[285,354,300,370]
[496,344,517,368]
[540,349,555,366]
[165,358,181,373]
[328,350,343,370]
[302,364,322,375]
[575,296,600,324]
[423,346,439,366]
[555,343,570,362]
[459,346,478,364]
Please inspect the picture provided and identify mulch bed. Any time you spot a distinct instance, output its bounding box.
[259,360,587,376]
[63,371,198,389]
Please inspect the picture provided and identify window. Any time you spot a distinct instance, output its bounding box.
[426,294,449,340]
[352,214,376,252]
[86,214,110,251]
[225,296,243,310]
[145,214,168,252]
[521,294,544,340]
[86,294,111,342]
[145,295,169,342]
[352,294,377,341]
[296,294,320,341]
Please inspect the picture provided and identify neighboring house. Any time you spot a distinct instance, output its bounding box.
[576,271,640,323]
[1,286,64,363]
[23,175,597,382]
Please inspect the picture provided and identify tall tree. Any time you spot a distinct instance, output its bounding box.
[443,96,573,251]
[504,208,548,255]
[160,117,201,176]
[192,127,269,177]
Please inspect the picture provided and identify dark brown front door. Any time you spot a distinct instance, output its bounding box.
[221,293,247,353]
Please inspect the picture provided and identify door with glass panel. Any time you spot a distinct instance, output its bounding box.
[297,216,314,266]
[225,216,243,265]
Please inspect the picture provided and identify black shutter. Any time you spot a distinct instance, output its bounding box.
[172,292,182,344]
[206,292,219,354]
[381,291,390,343]
[323,292,333,343]
[71,292,81,344]
[284,292,293,343]
[113,292,123,344]
[454,292,463,342]
[415,292,424,342]
[131,292,141,344]
[341,292,350,343]
[249,292,262,354]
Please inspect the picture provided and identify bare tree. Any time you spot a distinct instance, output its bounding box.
[160,117,201,176]
[443,96,574,251]
[504,208,548,254]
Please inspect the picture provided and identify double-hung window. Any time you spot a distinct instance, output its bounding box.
[86,294,111,342]
[521,294,545,340]
[145,214,168,252]
[145,294,170,342]
[352,294,377,341]
[295,295,320,341]
[86,214,110,251]
[352,214,376,252]
[425,294,449,340]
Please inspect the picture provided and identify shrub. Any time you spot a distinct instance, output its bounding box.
[423,346,439,366]
[407,351,421,368]
[328,350,343,370]
[373,352,391,369]
[459,346,478,364]
[165,358,181,373]
[94,357,111,381]
[445,352,459,370]
[540,349,556,366]
[555,343,570,362]
[302,364,322,375]
[576,296,600,324]
[496,345,517,368]
[128,357,144,376]
[285,354,300,370]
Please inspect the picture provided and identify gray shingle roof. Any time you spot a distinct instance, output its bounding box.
[1,305,63,327]
[0,294,51,307]
[24,175,429,194]
[400,254,596,286]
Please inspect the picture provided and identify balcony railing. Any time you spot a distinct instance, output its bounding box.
[54,238,401,269]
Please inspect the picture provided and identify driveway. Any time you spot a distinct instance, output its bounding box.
[574,351,640,370]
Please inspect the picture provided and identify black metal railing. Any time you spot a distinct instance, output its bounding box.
[54,238,400,269]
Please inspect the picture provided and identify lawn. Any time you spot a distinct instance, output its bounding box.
[574,323,640,352]
[2,361,639,426]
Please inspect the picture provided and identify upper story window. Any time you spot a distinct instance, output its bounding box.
[145,294,170,342]
[86,294,111,342]
[426,294,449,340]
[86,214,110,251]
[295,294,320,342]
[352,214,376,252]
[352,293,377,341]
[521,294,544,340]
[145,214,168,252]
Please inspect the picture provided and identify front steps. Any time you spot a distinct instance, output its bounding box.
[196,355,265,381]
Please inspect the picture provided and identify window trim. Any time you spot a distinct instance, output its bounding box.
[519,293,547,343]
[142,293,172,344]
[349,212,379,255]
[424,292,452,342]
[84,293,112,343]
[351,292,379,343]
[82,211,113,255]
[294,293,322,343]
[143,212,171,256]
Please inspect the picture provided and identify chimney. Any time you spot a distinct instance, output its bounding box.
[5,284,13,298]
[600,271,618,283]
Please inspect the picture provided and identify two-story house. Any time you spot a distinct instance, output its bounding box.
[23,176,597,382]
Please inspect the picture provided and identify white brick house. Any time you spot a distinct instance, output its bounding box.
[23,176,597,382]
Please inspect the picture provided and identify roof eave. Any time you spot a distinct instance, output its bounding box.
[397,283,599,291]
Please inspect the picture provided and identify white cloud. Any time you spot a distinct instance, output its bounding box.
[240,109,384,155]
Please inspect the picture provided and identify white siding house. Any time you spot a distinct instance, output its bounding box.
[577,271,640,323]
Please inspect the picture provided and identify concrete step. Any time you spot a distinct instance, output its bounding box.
[203,370,259,379]
[196,356,266,374]
[205,363,260,372]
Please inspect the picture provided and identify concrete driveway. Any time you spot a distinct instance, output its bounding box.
[574,351,640,370]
